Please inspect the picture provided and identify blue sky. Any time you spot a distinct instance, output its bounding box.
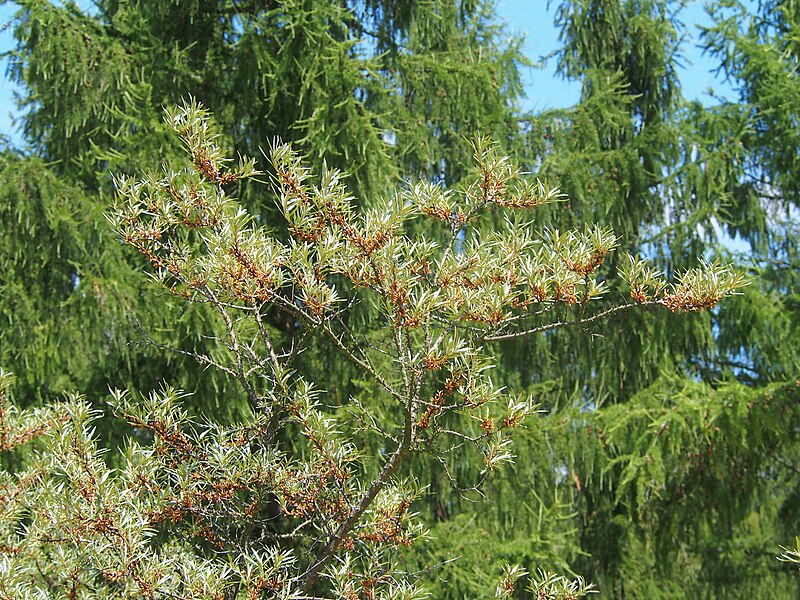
[0,1,744,144]
[0,2,19,141]
[498,0,743,111]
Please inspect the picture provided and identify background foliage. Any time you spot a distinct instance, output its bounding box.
[0,0,798,597]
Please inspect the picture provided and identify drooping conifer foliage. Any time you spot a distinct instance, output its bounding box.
[410,1,800,596]
[0,0,526,414]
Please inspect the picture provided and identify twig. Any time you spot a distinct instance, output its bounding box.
[483,300,660,341]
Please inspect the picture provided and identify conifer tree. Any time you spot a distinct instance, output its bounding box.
[422,1,800,597]
[0,0,526,414]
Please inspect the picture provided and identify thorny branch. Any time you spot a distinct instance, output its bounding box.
[10,100,740,598]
